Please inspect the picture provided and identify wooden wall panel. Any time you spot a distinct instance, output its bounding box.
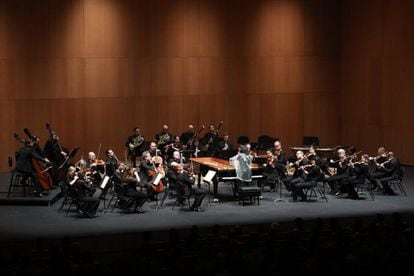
[0,100,16,172]
[0,0,344,171]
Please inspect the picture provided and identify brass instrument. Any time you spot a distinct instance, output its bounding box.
[129,135,144,151]
[157,133,171,146]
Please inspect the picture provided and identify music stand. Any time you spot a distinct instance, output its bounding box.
[203,170,217,206]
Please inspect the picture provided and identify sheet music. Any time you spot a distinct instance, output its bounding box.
[152,173,162,185]
[100,175,110,189]
[203,170,216,183]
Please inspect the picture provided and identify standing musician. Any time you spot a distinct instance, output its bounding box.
[272,140,287,178]
[290,157,321,201]
[105,149,119,177]
[283,150,309,191]
[169,163,205,211]
[155,125,172,151]
[344,154,371,199]
[202,122,223,151]
[112,163,147,213]
[15,139,51,197]
[262,149,279,192]
[66,166,100,217]
[125,127,145,168]
[43,131,67,167]
[180,124,195,146]
[374,152,401,195]
[326,148,350,195]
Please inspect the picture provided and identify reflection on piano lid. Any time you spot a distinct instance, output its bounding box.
[290,147,311,155]
[220,175,263,181]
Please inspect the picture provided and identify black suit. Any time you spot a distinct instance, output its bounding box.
[291,165,321,201]
[375,158,401,195]
[125,135,145,168]
[171,170,205,210]
[43,139,65,167]
[15,146,46,195]
[216,140,233,151]
[326,158,350,194]
[345,163,370,197]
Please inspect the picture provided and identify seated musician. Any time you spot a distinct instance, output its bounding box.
[85,151,105,185]
[217,133,233,151]
[155,125,172,151]
[125,127,145,168]
[326,148,350,195]
[66,166,100,217]
[283,150,308,191]
[262,149,279,192]
[165,135,183,158]
[374,152,401,195]
[290,157,321,201]
[186,139,203,157]
[167,150,185,170]
[112,163,147,213]
[15,140,51,197]
[180,124,195,146]
[105,149,118,177]
[272,140,287,178]
[229,145,253,197]
[369,147,389,189]
[344,154,370,199]
[139,151,165,200]
[148,141,162,157]
[170,163,205,211]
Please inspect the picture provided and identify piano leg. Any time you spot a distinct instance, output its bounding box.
[213,177,219,199]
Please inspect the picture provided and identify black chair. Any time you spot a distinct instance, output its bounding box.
[64,186,81,216]
[110,183,136,213]
[172,192,192,211]
[304,182,328,202]
[357,179,375,200]
[7,170,32,197]
[388,167,406,196]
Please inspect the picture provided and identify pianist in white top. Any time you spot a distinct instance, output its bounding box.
[229,145,253,182]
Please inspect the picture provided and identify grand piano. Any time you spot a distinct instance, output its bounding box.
[190,157,263,200]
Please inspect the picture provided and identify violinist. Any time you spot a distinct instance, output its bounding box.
[66,166,99,217]
[283,150,308,191]
[15,139,51,197]
[369,147,389,189]
[344,154,370,199]
[326,148,350,195]
[125,127,145,168]
[290,157,321,201]
[167,150,185,170]
[262,149,279,192]
[85,152,105,185]
[112,163,147,213]
[105,149,119,177]
[374,152,401,195]
[272,140,287,178]
[170,163,205,212]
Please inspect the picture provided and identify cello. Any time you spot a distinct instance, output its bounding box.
[15,132,54,191]
[148,155,165,193]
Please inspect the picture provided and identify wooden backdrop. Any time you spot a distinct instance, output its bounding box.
[341,0,414,165]
[0,0,346,172]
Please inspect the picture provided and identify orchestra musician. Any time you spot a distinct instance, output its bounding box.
[43,131,67,167]
[164,135,183,158]
[15,139,51,197]
[148,141,162,157]
[283,150,309,191]
[369,147,389,190]
[112,163,147,213]
[169,163,205,211]
[125,127,145,168]
[201,125,218,151]
[180,124,195,146]
[262,149,279,192]
[216,133,233,151]
[155,125,172,151]
[167,150,185,170]
[326,148,350,195]
[373,152,402,195]
[105,149,119,177]
[290,157,321,201]
[344,154,371,199]
[272,140,287,178]
[85,152,105,186]
[66,166,100,217]
[139,151,164,200]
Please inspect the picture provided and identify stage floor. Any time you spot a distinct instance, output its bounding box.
[1,167,414,242]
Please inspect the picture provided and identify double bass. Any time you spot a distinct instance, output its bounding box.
[14,132,54,191]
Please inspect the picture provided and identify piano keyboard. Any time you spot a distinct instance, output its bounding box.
[220,175,263,181]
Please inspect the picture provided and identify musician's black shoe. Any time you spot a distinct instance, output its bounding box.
[135,208,145,213]
[41,190,50,196]
[190,207,203,212]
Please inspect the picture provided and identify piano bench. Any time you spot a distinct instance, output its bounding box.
[237,187,261,206]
